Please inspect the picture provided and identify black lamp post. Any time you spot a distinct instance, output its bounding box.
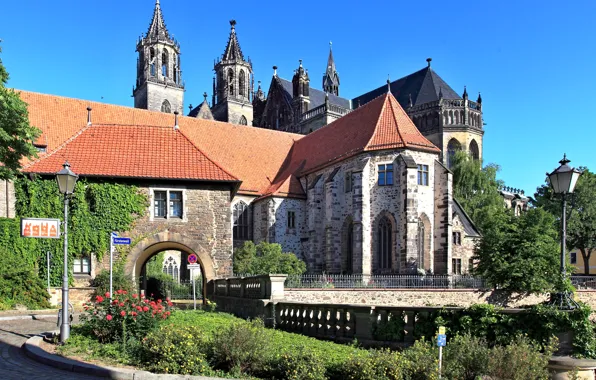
[56,162,78,342]
[547,154,582,309]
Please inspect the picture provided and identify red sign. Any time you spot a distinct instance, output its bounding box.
[188,253,198,264]
[21,218,61,239]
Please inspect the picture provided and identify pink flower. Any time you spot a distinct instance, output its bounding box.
[143,306,149,312]
[105,292,110,298]
[119,302,125,307]
[132,294,138,299]
[106,315,113,321]
[167,301,173,307]
[120,311,126,317]
[96,295,104,303]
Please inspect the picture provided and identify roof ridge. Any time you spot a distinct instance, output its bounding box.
[23,123,91,170]
[364,93,390,149]
[388,95,406,147]
[175,128,239,181]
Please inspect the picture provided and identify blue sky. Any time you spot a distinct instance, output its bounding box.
[1,0,595,195]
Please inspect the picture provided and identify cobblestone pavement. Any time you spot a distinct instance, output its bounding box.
[0,316,102,379]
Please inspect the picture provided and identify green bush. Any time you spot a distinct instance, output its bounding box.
[145,273,174,301]
[92,268,134,297]
[339,349,402,380]
[234,241,307,275]
[485,335,556,380]
[272,348,327,380]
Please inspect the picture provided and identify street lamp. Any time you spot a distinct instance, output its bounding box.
[56,161,78,342]
[547,154,582,309]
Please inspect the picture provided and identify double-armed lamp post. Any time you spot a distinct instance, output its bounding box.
[546,154,582,310]
[56,162,78,343]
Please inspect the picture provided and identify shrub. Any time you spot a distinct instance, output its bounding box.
[234,241,307,275]
[0,268,50,309]
[92,269,134,297]
[399,340,439,380]
[340,349,402,380]
[271,348,327,380]
[141,324,213,376]
[443,334,490,380]
[79,289,172,343]
[145,273,174,301]
[372,311,405,341]
[210,318,270,375]
[485,335,556,380]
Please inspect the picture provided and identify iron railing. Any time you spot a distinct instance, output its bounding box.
[163,279,203,300]
[571,276,596,290]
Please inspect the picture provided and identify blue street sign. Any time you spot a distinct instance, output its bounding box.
[113,237,131,245]
[437,334,446,347]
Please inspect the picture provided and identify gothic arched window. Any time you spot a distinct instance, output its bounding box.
[161,100,172,113]
[377,216,392,270]
[227,69,235,96]
[447,138,461,168]
[469,139,480,161]
[238,70,245,97]
[162,256,179,282]
[239,115,248,125]
[162,49,169,78]
[233,201,251,241]
[149,48,156,77]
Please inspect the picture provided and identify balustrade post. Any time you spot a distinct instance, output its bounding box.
[351,306,374,341]
[404,311,415,343]
[225,278,230,296]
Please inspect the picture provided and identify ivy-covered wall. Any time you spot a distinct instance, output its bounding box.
[0,176,148,286]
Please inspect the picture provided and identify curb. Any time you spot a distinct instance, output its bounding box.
[22,333,228,380]
[0,314,58,321]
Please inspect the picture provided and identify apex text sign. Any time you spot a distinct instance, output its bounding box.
[21,218,61,239]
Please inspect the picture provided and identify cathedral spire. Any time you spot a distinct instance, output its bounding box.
[322,41,340,96]
[146,0,170,40]
[222,20,245,62]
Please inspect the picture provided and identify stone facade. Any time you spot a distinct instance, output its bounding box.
[0,180,16,218]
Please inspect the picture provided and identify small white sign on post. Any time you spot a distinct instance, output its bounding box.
[188,263,200,310]
[21,218,61,239]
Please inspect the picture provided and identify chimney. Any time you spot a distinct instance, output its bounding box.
[86,107,92,126]
[273,65,278,77]
[174,111,179,130]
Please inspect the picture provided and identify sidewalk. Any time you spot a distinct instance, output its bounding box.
[0,309,63,321]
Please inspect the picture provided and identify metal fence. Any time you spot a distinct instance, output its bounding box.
[282,274,486,289]
[163,279,203,300]
[571,276,596,290]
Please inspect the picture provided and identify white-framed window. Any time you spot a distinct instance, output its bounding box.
[287,210,296,229]
[73,256,91,275]
[153,189,184,219]
[378,164,394,186]
[417,164,429,186]
[345,171,353,193]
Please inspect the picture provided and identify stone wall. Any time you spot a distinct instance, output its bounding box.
[284,288,596,309]
[48,287,94,308]
[0,180,15,218]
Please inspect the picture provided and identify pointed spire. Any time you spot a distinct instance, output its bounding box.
[326,41,336,74]
[203,92,208,102]
[439,87,444,100]
[222,20,245,62]
[322,41,340,96]
[463,85,468,99]
[146,0,170,40]
[387,75,391,93]
[477,92,482,104]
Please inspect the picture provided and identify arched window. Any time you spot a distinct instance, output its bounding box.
[418,220,425,270]
[377,216,392,270]
[162,49,169,78]
[342,217,354,274]
[233,201,251,241]
[418,214,431,272]
[227,69,235,96]
[162,256,179,282]
[161,100,171,113]
[447,138,462,168]
[469,139,480,161]
[149,48,156,77]
[238,70,245,97]
[239,115,248,125]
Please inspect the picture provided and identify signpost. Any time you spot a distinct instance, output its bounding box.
[46,251,51,292]
[437,326,446,378]
[21,218,60,238]
[110,233,131,299]
[188,254,199,310]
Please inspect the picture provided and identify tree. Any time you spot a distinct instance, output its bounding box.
[0,44,40,180]
[533,168,596,274]
[233,241,306,275]
[450,151,563,295]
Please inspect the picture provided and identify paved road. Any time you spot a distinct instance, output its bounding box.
[0,316,102,379]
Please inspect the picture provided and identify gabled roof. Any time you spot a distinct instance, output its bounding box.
[221,20,245,62]
[278,78,350,109]
[352,64,461,109]
[453,198,481,238]
[260,92,440,198]
[188,97,214,120]
[23,125,238,182]
[146,0,170,40]
[18,90,300,195]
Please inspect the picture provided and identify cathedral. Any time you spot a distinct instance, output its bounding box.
[132,1,484,170]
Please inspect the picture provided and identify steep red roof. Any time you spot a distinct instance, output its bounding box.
[23,124,238,182]
[262,92,440,197]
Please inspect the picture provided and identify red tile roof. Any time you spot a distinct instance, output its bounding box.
[18,90,438,198]
[24,124,238,182]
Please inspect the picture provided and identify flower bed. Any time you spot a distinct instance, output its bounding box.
[57,301,556,379]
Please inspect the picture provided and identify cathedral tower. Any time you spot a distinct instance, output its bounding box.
[292,60,310,125]
[212,20,253,125]
[133,0,184,114]
[322,42,340,96]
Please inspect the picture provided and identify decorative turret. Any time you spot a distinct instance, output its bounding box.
[252,80,267,127]
[463,85,468,100]
[292,60,311,123]
[133,0,184,113]
[322,42,340,96]
[212,20,254,125]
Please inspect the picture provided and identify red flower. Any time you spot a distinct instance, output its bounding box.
[123,290,127,295]
[136,306,143,311]
[119,302,125,307]
[105,292,110,298]
[166,297,170,302]
[132,311,137,317]
[157,299,162,304]
[116,289,123,295]
[162,314,167,319]
[120,310,126,317]
[132,294,138,299]
[143,306,149,312]
[96,295,104,303]
[106,315,113,321]
[167,301,173,307]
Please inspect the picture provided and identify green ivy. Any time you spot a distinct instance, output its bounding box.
[0,176,148,286]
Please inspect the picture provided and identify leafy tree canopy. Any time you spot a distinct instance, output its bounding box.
[0,44,41,180]
[533,167,596,274]
[233,241,306,275]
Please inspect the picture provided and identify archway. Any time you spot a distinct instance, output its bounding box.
[125,232,217,303]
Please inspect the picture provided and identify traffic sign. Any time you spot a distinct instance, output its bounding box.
[437,334,446,347]
[188,253,198,264]
[21,218,61,239]
[188,264,200,269]
[113,237,131,245]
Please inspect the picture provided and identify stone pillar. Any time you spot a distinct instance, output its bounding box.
[351,306,374,341]
[264,274,287,300]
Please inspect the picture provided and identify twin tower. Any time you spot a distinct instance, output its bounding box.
[132,1,255,125]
